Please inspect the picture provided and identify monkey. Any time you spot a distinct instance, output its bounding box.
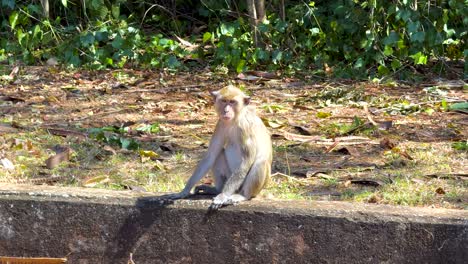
[166,85,272,209]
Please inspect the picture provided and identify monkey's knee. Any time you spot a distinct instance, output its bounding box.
[240,163,269,199]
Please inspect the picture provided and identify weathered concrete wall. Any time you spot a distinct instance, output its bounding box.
[0,184,466,264]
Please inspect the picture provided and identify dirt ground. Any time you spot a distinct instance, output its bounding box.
[0,66,466,209]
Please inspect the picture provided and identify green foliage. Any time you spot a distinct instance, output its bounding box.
[87,122,160,150]
[0,0,465,77]
[449,102,468,111]
[136,123,160,134]
[322,116,372,137]
[89,126,138,150]
[451,141,468,151]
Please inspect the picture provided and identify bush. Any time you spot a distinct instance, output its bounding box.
[0,0,465,78]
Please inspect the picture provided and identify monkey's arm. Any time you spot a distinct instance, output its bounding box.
[167,124,225,200]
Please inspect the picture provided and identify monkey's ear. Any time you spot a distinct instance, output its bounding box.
[210,90,220,100]
[243,96,251,105]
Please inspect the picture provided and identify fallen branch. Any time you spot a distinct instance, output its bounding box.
[271,172,307,184]
[121,84,205,94]
[44,127,87,139]
[283,131,379,145]
[363,104,378,126]
[424,173,468,180]
[0,174,69,184]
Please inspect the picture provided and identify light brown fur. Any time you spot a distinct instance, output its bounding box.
[167,85,272,208]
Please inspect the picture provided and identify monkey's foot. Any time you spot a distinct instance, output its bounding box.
[194,185,220,195]
[209,193,247,210]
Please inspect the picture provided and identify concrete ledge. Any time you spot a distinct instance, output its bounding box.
[0,184,467,264]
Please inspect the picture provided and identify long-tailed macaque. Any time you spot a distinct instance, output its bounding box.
[167,85,272,209]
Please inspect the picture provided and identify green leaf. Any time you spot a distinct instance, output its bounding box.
[354,57,364,68]
[111,4,120,19]
[452,141,468,151]
[443,24,456,37]
[407,21,420,33]
[80,33,95,47]
[64,50,80,67]
[32,25,42,40]
[203,32,212,43]
[236,59,246,73]
[16,28,25,45]
[258,23,269,33]
[91,0,102,9]
[316,111,332,118]
[410,52,427,65]
[97,5,109,18]
[275,21,288,33]
[166,55,181,69]
[383,45,393,56]
[256,49,269,61]
[220,23,235,36]
[391,60,401,71]
[410,31,425,43]
[424,108,435,115]
[378,65,390,75]
[61,0,67,7]
[449,102,468,110]
[440,99,448,111]
[9,11,18,30]
[383,32,400,46]
[310,27,320,35]
[159,38,171,47]
[120,137,138,150]
[272,50,283,64]
[396,9,411,22]
[351,116,364,127]
[2,0,15,9]
[105,57,113,66]
[95,30,109,41]
[136,123,160,133]
[27,4,41,15]
[111,35,124,49]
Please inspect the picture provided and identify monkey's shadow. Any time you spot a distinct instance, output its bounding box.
[101,193,215,263]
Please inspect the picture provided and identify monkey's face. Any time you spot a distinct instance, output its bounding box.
[211,85,251,123]
[218,98,240,122]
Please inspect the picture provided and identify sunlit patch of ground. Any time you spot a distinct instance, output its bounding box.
[1,67,466,209]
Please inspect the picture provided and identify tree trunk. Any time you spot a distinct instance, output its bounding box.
[246,0,265,48]
[255,0,265,23]
[246,0,258,47]
[41,0,49,18]
[280,0,285,21]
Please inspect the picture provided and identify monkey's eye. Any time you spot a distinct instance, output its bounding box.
[229,100,237,105]
[221,99,227,103]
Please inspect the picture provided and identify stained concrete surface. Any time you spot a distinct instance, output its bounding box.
[0,184,467,264]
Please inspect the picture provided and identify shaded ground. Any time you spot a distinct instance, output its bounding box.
[0,66,466,209]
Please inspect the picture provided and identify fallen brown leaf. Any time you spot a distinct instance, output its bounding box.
[435,187,446,195]
[334,146,361,156]
[380,138,397,150]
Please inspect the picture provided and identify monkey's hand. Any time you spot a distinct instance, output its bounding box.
[161,190,190,200]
